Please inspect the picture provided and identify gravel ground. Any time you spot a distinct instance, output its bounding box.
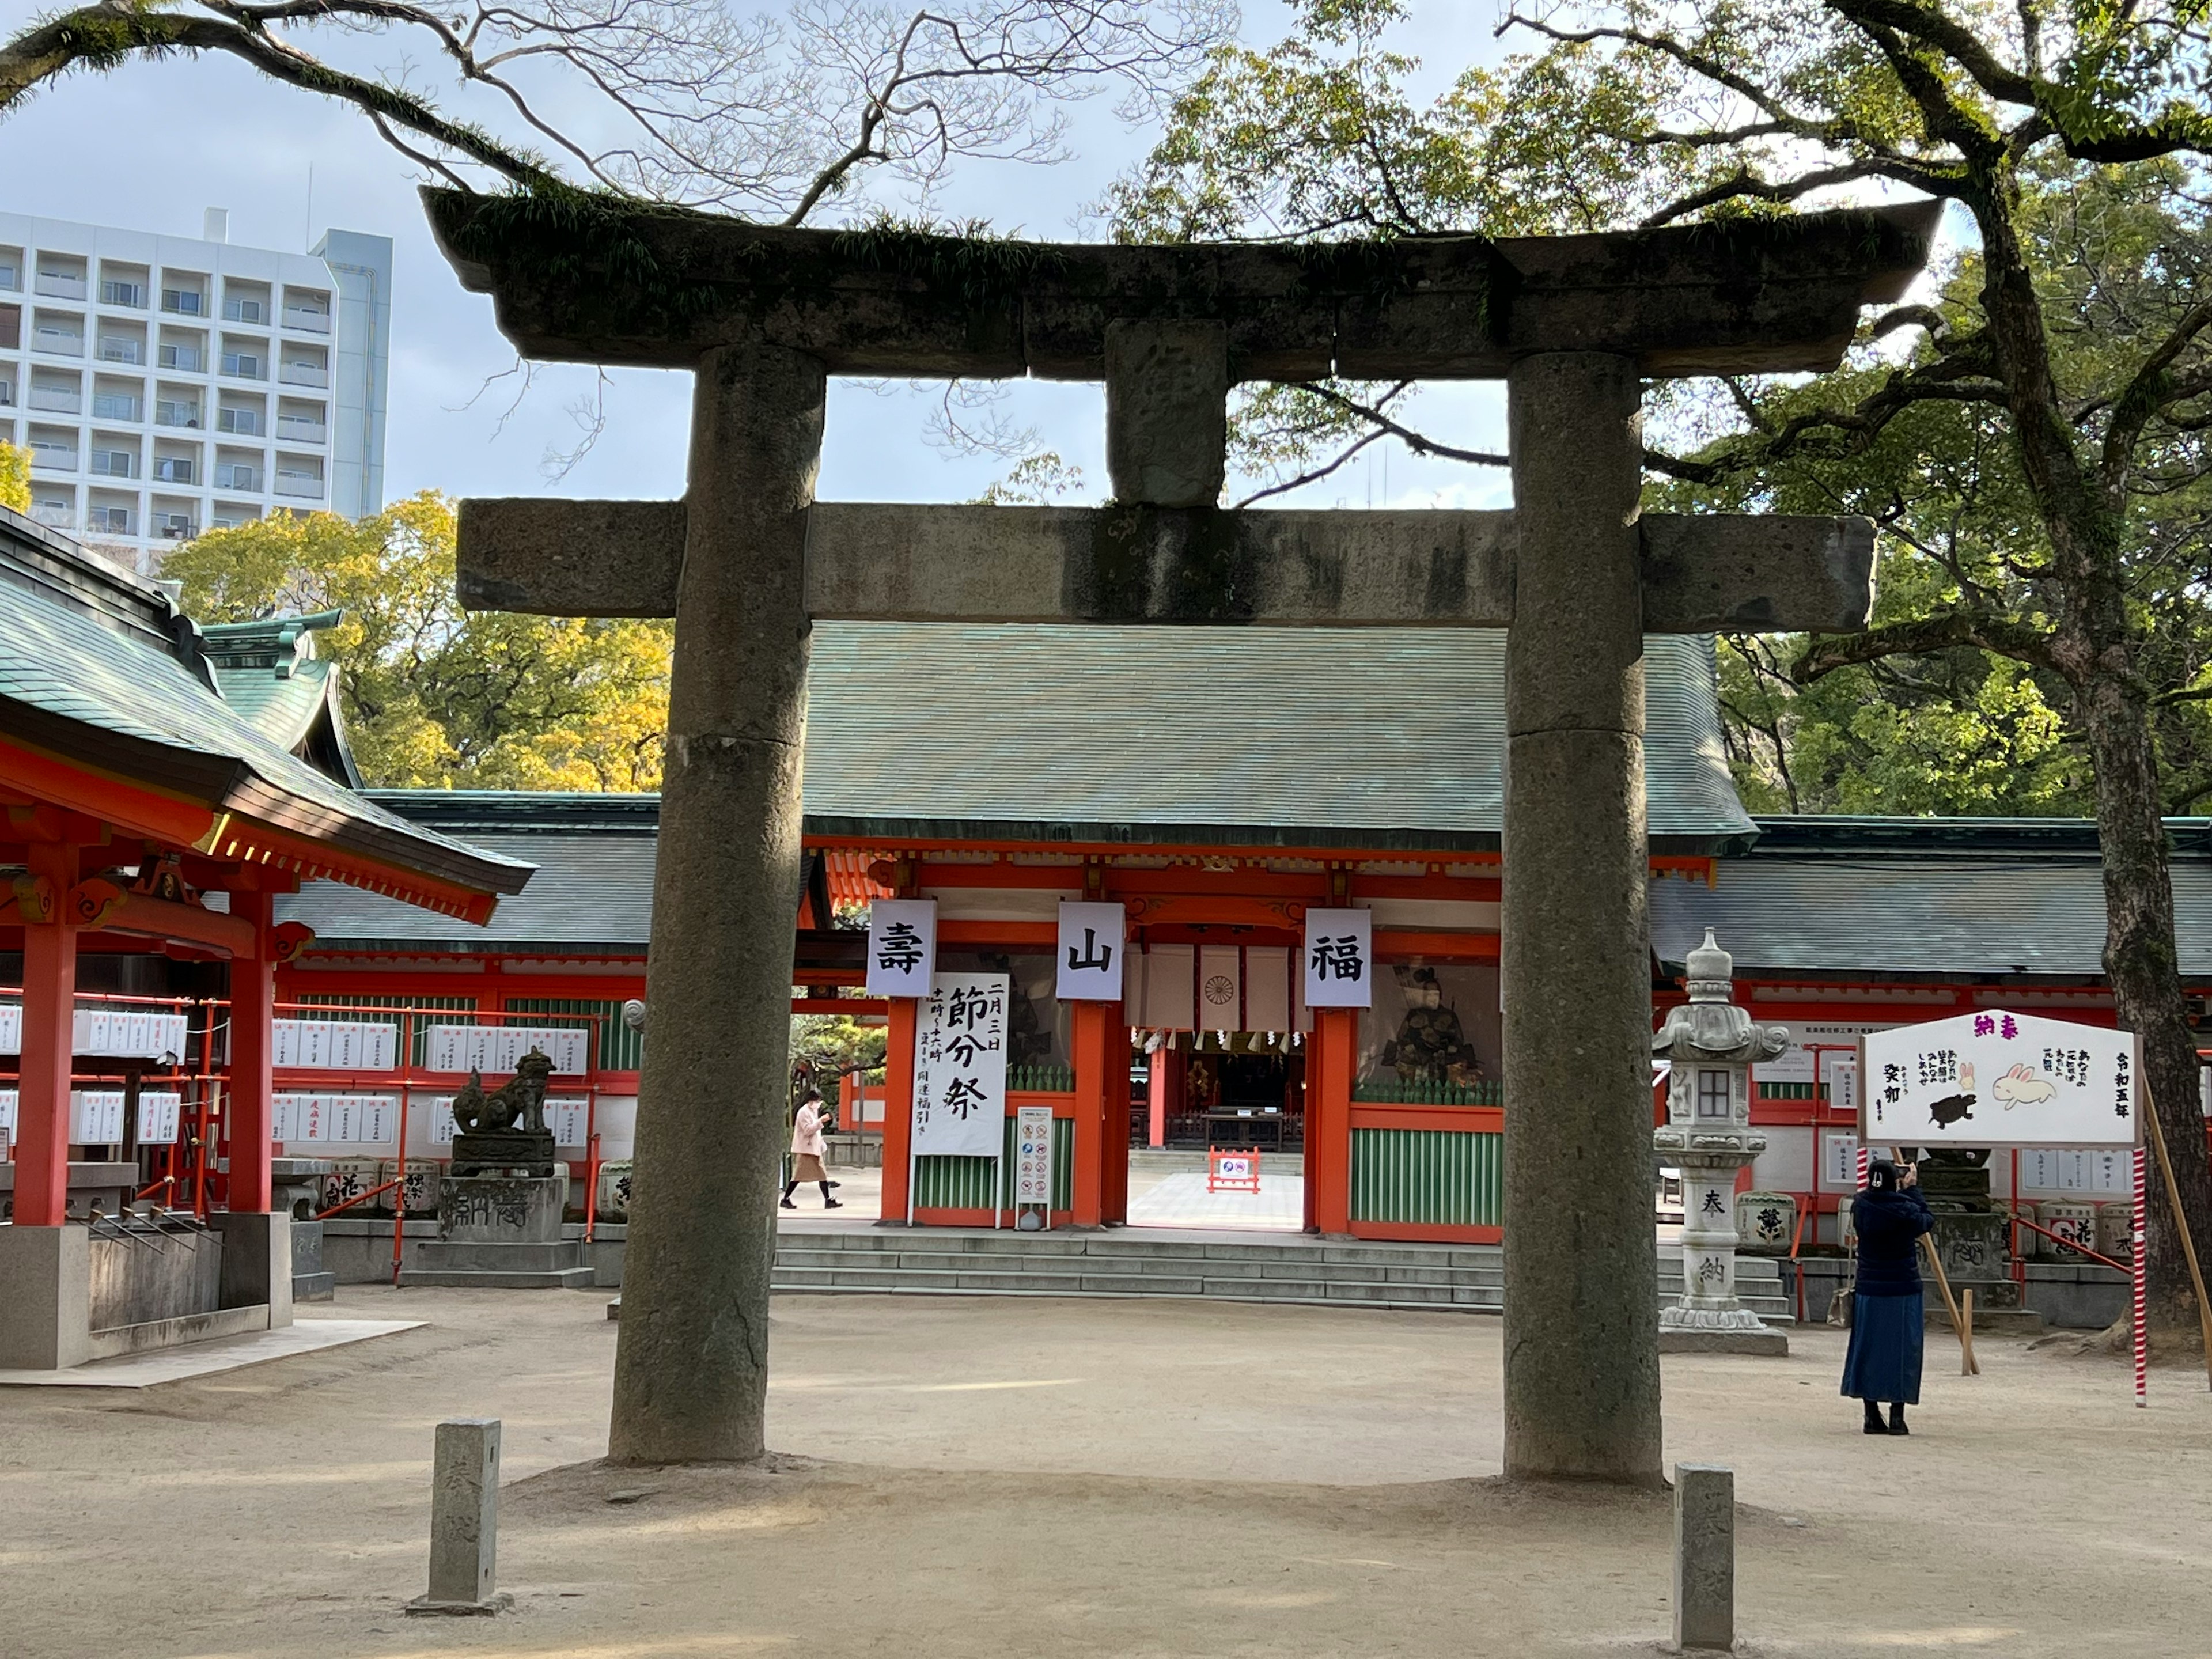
[3,1285,2206,1658]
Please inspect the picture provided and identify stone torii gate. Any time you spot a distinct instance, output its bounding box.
[426,193,1935,1481]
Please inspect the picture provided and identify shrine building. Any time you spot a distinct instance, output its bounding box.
[7,503,2212,1352]
[266,627,2212,1248]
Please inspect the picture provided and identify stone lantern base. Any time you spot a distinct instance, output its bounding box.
[1657,1313,1789,1357]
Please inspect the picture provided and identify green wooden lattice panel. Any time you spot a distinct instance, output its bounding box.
[503,997,642,1072]
[1350,1128,1502,1227]
[915,1115,1074,1211]
[290,993,476,1067]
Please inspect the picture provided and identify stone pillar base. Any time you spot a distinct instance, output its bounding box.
[0,1224,92,1370]
[1658,1327,1789,1356]
[212,1211,296,1328]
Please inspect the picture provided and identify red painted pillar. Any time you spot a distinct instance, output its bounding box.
[13,844,80,1228]
[1103,1013,1131,1224]
[225,889,276,1213]
[1071,1001,1111,1227]
[1146,1047,1171,1148]
[878,998,918,1224]
[1312,1007,1357,1236]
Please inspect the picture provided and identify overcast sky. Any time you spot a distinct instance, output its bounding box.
[2,5,1517,511]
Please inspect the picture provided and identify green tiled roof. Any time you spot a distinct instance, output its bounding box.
[1654,816,2212,982]
[279,623,1752,950]
[0,546,531,903]
[799,623,1753,852]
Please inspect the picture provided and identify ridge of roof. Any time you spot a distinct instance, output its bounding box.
[1743,814,2212,858]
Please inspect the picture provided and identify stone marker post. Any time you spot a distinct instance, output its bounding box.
[409,1417,506,1615]
[1501,352,1664,1484]
[608,340,825,1465]
[1672,1461,1735,1651]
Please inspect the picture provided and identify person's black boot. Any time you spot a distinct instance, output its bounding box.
[1887,1403,1910,1436]
[1863,1402,1887,1435]
[779,1181,798,1210]
[820,1181,843,1210]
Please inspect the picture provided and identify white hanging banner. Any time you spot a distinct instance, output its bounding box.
[1197,944,1242,1030]
[1302,908,1374,1009]
[1245,947,1292,1035]
[1139,944,1195,1032]
[0,1004,21,1054]
[866,899,938,997]
[1055,902,1127,1001]
[1013,1103,1055,1206]
[911,972,1010,1158]
[1860,1011,2142,1150]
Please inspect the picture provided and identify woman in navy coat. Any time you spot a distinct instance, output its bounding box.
[1843,1158,1936,1434]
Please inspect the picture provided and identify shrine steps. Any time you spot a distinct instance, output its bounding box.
[760,1228,1793,1322]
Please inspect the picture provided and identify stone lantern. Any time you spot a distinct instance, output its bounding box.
[1652,929,1790,1355]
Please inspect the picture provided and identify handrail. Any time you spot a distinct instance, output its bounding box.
[1788,1192,1811,1324]
[2006,1207,2130,1275]
[135,1174,177,1202]
[316,1177,400,1221]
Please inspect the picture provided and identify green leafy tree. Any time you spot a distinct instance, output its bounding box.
[1113,0,2212,1341]
[0,440,29,512]
[163,492,675,790]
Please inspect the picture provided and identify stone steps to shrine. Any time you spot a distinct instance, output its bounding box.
[754,1228,1791,1322]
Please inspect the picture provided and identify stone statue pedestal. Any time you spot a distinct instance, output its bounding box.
[398,1175,592,1290]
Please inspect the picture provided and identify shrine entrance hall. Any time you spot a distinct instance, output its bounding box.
[793,626,1738,1247]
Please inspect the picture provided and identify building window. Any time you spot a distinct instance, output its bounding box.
[161,287,204,316]
[100,278,146,309]
[1695,1069,1733,1119]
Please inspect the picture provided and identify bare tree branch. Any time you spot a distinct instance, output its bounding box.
[1794,613,2061,683]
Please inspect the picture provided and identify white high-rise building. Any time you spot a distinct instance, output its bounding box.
[0,207,391,571]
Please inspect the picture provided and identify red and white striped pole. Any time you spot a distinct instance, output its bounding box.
[2133,1145,2149,1409]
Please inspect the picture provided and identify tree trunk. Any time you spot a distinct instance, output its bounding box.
[1969,175,2212,1343]
[2078,662,2212,1338]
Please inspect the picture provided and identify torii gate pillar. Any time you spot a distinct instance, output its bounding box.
[607,340,824,1465]
[1501,353,1662,1482]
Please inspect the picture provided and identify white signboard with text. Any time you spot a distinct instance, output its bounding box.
[136,1090,182,1145]
[1755,1019,1896,1083]
[1302,908,1374,1009]
[426,1024,589,1076]
[1014,1104,1055,1206]
[273,1019,399,1071]
[1860,1011,2141,1149]
[274,1093,399,1145]
[865,899,938,997]
[69,1090,126,1143]
[1055,902,1126,1001]
[910,973,1010,1158]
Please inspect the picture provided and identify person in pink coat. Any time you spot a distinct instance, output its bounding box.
[781,1088,842,1210]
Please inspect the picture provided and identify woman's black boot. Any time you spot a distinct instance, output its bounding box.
[1863,1401,1886,1434]
[1887,1403,1910,1435]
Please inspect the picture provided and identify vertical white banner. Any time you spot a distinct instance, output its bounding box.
[911,972,1010,1158]
[1245,947,1292,1035]
[1056,902,1127,1001]
[1302,908,1374,1009]
[866,899,938,997]
[137,1091,182,1144]
[1139,944,1195,1032]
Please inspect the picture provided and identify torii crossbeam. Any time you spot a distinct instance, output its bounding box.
[425,191,1937,1480]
